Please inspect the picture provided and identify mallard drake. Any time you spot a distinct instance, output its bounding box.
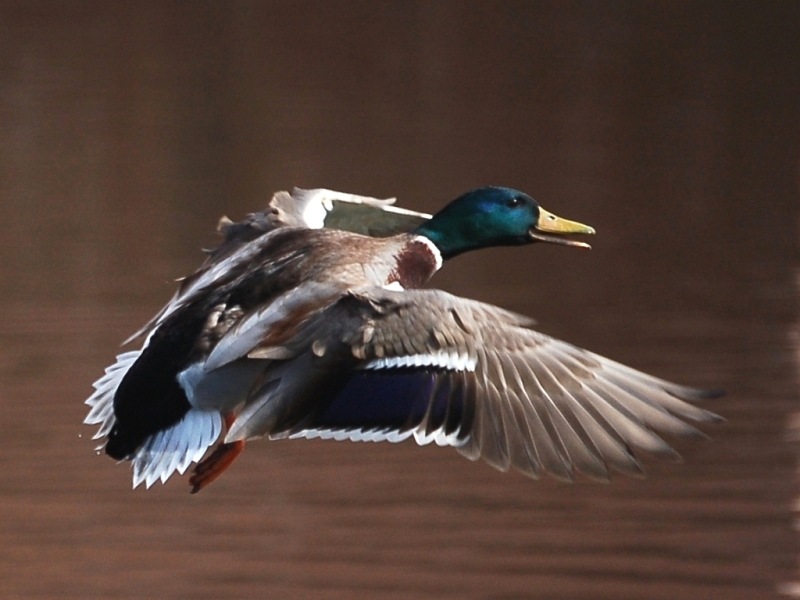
[85,187,722,492]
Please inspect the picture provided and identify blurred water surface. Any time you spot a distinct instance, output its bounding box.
[0,2,798,599]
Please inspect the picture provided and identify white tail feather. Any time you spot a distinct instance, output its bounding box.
[131,409,223,489]
[84,351,141,441]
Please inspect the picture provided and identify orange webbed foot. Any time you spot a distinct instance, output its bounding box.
[188,414,244,493]
[189,439,245,493]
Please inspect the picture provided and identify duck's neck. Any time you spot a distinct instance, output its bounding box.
[385,235,443,290]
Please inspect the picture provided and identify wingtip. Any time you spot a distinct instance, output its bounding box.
[670,386,726,401]
[701,410,726,424]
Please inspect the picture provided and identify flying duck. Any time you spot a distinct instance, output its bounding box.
[84,187,722,492]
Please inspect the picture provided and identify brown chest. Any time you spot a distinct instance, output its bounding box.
[386,238,442,289]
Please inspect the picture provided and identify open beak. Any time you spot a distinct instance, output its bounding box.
[528,207,596,249]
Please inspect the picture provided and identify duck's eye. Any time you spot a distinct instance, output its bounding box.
[506,196,523,208]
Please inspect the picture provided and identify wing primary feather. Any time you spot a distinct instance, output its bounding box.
[594,356,719,400]
[536,368,644,477]
[591,378,705,440]
[530,356,610,481]
[583,384,682,461]
[599,368,721,423]
[511,355,576,481]
[505,353,558,479]
[502,384,544,479]
[526,352,644,480]
[473,349,512,471]
[455,352,495,462]
[495,352,547,478]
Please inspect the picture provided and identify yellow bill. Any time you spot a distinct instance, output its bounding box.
[529,207,596,249]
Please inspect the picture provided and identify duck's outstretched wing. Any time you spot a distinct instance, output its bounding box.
[227,288,722,482]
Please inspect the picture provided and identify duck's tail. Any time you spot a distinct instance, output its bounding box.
[130,409,223,489]
[84,351,224,489]
[84,351,139,443]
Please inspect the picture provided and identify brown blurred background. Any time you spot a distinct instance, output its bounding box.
[0,2,798,598]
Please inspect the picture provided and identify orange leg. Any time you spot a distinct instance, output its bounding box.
[189,414,245,494]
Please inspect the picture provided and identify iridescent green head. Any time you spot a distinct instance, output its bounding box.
[414,186,595,260]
